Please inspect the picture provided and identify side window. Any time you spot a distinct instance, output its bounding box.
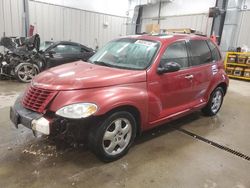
[207,40,221,61]
[81,47,88,53]
[52,44,81,54]
[53,44,66,53]
[69,45,81,54]
[189,40,212,66]
[160,41,189,68]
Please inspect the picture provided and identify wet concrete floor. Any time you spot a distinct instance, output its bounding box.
[0,79,249,188]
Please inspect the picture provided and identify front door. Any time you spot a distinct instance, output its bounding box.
[148,40,195,124]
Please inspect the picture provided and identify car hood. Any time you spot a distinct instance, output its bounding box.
[32,61,146,90]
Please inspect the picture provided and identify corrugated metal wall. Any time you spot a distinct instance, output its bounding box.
[140,0,214,35]
[160,14,212,36]
[235,10,250,48]
[141,13,213,35]
[0,0,249,51]
[0,0,24,37]
[0,0,24,51]
[29,1,127,49]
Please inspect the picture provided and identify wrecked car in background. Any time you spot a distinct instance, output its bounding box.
[40,41,95,69]
[0,35,95,83]
[0,34,42,82]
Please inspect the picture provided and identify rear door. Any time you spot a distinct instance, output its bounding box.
[187,39,217,107]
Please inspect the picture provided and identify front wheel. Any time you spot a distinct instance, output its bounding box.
[88,111,137,162]
[15,63,40,83]
[202,87,224,116]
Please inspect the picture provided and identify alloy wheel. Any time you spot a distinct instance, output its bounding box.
[102,118,132,156]
[211,90,223,114]
[17,64,39,82]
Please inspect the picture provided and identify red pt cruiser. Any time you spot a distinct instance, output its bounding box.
[10,34,229,161]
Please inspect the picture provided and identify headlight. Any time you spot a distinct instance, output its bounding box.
[55,103,98,119]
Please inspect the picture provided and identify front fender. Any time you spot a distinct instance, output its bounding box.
[49,82,148,127]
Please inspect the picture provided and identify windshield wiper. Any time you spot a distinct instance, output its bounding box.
[93,61,111,67]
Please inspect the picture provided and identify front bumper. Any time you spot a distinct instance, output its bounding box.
[10,95,50,135]
[10,95,103,139]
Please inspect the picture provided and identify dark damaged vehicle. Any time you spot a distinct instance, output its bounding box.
[0,35,95,82]
[0,35,42,82]
[40,41,95,69]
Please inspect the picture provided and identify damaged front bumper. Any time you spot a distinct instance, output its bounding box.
[10,95,102,138]
[10,95,50,135]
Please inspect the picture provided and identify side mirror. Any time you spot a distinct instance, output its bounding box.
[48,50,56,57]
[157,61,181,74]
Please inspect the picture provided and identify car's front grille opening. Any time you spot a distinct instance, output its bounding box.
[22,86,57,113]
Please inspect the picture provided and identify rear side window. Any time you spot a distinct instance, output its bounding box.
[160,41,188,68]
[189,40,212,66]
[207,40,221,61]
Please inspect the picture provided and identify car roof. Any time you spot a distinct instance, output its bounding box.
[50,41,93,51]
[54,41,82,45]
[121,34,208,44]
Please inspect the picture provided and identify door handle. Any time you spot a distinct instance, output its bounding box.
[185,74,194,79]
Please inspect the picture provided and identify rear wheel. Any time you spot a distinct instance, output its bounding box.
[15,63,40,83]
[202,87,224,116]
[88,111,136,162]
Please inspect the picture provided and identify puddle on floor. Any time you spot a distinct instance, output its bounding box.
[0,92,20,108]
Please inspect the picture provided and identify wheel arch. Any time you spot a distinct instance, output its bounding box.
[105,105,142,135]
[216,82,228,95]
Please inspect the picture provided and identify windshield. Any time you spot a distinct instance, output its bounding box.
[89,38,159,70]
[40,41,54,51]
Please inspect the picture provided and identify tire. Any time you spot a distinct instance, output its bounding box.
[202,87,224,116]
[15,63,40,83]
[88,111,137,162]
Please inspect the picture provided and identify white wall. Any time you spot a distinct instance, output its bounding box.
[234,10,250,48]
[141,0,216,35]
[0,0,24,37]
[242,0,250,9]
[0,0,128,51]
[237,0,250,47]
[142,0,216,17]
[0,0,24,52]
[165,0,215,16]
[29,1,127,49]
[33,0,129,17]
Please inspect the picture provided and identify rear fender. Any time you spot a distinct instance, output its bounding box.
[204,68,229,100]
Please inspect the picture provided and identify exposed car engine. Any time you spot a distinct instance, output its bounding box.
[0,34,43,82]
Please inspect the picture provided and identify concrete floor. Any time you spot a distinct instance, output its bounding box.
[0,79,249,188]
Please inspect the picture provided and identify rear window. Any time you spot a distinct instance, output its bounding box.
[189,40,212,66]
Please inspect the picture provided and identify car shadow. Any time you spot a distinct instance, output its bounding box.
[134,111,202,145]
[47,111,203,152]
